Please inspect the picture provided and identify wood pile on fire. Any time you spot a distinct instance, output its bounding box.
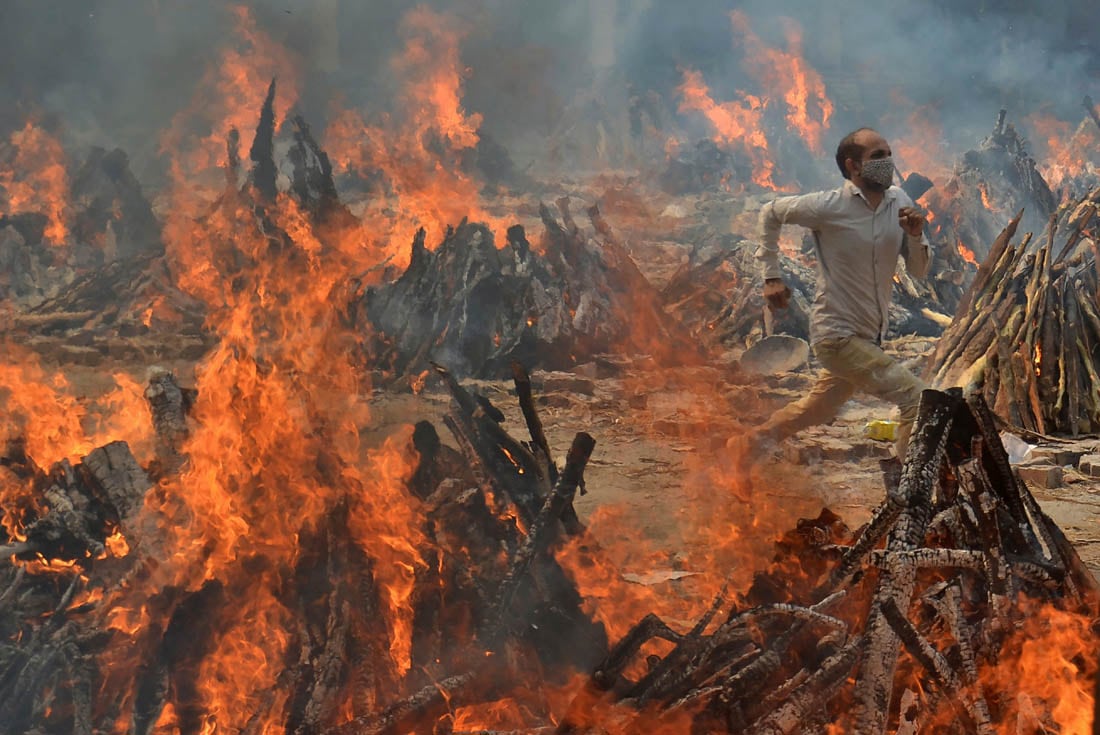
[3,363,1097,733]
[357,196,701,381]
[2,60,1100,735]
[926,111,1056,272]
[928,185,1100,436]
[548,389,1099,734]
[0,145,161,307]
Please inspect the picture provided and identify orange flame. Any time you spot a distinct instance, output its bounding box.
[676,68,776,189]
[1026,111,1100,194]
[730,11,833,153]
[324,7,509,266]
[0,120,70,244]
[980,602,1097,734]
[957,240,978,265]
[887,97,950,185]
[159,5,301,200]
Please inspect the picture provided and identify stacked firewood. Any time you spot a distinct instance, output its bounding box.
[928,185,1100,435]
[545,389,1099,734]
[0,361,611,734]
[358,196,701,381]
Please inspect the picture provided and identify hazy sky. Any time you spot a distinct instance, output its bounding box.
[0,0,1096,186]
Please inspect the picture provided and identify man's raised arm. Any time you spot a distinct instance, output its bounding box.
[755,193,826,308]
[898,201,931,279]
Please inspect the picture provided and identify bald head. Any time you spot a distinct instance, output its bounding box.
[836,127,888,180]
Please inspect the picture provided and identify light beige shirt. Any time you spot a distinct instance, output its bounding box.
[756,181,931,345]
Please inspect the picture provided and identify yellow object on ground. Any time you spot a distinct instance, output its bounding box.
[864,419,899,442]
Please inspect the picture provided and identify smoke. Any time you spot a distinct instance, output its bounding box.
[1,0,1098,189]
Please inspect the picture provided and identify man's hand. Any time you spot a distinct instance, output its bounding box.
[899,206,926,237]
[763,278,791,310]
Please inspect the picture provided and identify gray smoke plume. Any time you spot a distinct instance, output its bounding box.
[0,0,1097,188]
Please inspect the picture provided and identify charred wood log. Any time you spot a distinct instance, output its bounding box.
[144,368,193,475]
[249,78,278,203]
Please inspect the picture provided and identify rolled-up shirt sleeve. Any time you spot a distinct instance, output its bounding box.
[902,233,932,279]
[755,193,826,280]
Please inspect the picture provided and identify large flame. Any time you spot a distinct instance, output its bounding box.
[729,11,833,153]
[1026,112,1100,195]
[676,13,832,190]
[676,68,776,189]
[324,7,508,266]
[159,5,301,199]
[0,119,70,245]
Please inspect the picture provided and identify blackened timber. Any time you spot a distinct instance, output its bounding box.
[963,394,1041,554]
[331,671,480,735]
[485,432,596,644]
[852,388,961,735]
[879,599,974,726]
[434,363,545,524]
[510,361,555,485]
[810,496,903,602]
[226,127,241,187]
[249,78,278,202]
[509,360,586,536]
[744,637,863,735]
[590,613,683,691]
[936,585,995,734]
[81,440,151,538]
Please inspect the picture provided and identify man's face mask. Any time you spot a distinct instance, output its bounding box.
[859,157,894,190]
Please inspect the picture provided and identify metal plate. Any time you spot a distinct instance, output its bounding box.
[739,335,810,375]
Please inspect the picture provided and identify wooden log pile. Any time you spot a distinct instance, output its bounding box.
[0,144,162,307]
[546,389,1099,734]
[3,374,1097,733]
[925,110,1056,268]
[0,89,612,730]
[0,359,617,734]
[927,185,1100,436]
[358,197,700,381]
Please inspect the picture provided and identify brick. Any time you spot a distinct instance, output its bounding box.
[1016,464,1064,489]
[540,373,597,396]
[1028,447,1087,467]
[1079,454,1100,477]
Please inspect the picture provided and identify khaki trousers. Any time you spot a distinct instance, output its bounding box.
[758,336,926,459]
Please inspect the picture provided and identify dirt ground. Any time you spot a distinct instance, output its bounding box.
[18,313,1100,601]
[331,336,1100,581]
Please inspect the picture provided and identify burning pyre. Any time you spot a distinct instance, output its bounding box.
[2,5,1100,735]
